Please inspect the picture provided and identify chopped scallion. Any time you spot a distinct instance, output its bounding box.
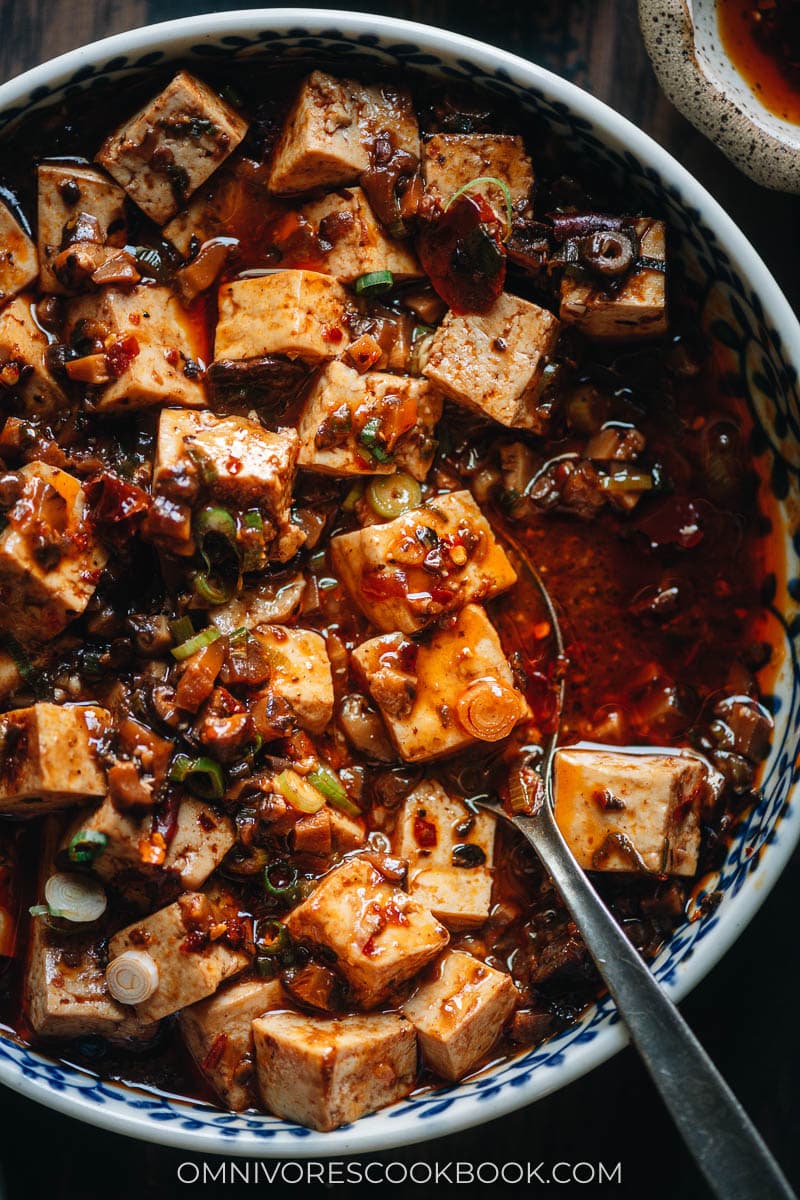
[354,270,394,296]
[171,625,221,661]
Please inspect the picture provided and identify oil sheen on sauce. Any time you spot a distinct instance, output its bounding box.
[717,0,800,123]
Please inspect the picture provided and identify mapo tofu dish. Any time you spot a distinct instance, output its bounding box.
[0,63,777,1131]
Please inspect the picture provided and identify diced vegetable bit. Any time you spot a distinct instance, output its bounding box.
[170,754,225,801]
[274,769,326,815]
[67,828,108,865]
[366,473,423,519]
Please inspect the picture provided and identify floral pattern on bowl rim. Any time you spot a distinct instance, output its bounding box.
[0,9,797,1159]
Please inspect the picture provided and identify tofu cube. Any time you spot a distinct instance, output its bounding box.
[559,219,667,340]
[96,70,248,225]
[423,293,560,430]
[163,155,283,255]
[253,1010,416,1130]
[67,285,206,411]
[285,857,448,1008]
[0,461,108,644]
[297,360,442,480]
[0,201,38,301]
[0,703,109,816]
[330,489,516,633]
[297,187,422,284]
[150,408,299,558]
[162,798,237,889]
[251,625,334,735]
[402,950,516,1080]
[179,977,286,1110]
[215,271,351,364]
[359,83,420,160]
[25,820,156,1043]
[267,71,370,195]
[37,162,128,294]
[353,604,529,762]
[108,895,251,1022]
[553,747,705,875]
[394,781,496,929]
[329,807,367,852]
[0,298,68,414]
[64,795,235,893]
[423,133,534,218]
[63,796,145,882]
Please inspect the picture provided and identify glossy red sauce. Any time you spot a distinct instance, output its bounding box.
[718,0,800,123]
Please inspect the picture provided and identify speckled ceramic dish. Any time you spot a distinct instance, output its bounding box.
[640,0,800,192]
[0,7,798,1159]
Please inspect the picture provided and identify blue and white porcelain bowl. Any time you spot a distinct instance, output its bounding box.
[0,8,798,1159]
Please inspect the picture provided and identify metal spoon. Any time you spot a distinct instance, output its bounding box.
[491,521,795,1200]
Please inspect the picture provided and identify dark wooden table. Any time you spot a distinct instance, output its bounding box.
[0,3,797,1198]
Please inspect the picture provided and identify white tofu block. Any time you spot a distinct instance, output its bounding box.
[353,604,529,763]
[0,461,108,644]
[423,293,560,429]
[0,202,38,301]
[559,219,667,340]
[154,405,298,514]
[108,895,251,1022]
[330,489,516,633]
[179,977,286,1110]
[252,625,334,735]
[67,285,206,412]
[163,798,237,889]
[402,950,516,1080]
[163,155,283,255]
[96,70,248,225]
[553,747,705,875]
[63,796,145,882]
[215,270,351,363]
[0,703,109,816]
[284,856,448,1008]
[267,71,370,195]
[297,187,422,284]
[37,162,128,294]
[25,820,156,1043]
[394,781,496,929]
[253,1010,416,1130]
[297,360,442,480]
[0,297,68,414]
[359,83,420,160]
[423,133,534,217]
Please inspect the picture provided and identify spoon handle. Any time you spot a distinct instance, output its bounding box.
[515,808,796,1200]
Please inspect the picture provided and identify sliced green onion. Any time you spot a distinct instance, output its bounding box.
[192,572,236,605]
[171,625,221,660]
[243,510,264,531]
[358,417,393,465]
[366,473,422,519]
[445,175,514,240]
[68,829,108,865]
[44,873,107,923]
[169,615,195,644]
[341,480,365,512]
[256,919,290,956]
[308,767,361,817]
[29,904,56,918]
[274,769,326,814]
[264,861,300,897]
[194,505,237,549]
[170,754,225,800]
[229,626,248,645]
[354,270,394,296]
